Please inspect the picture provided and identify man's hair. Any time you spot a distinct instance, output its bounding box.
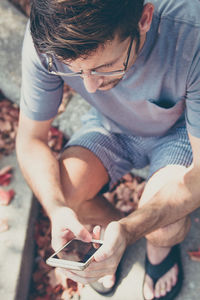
[30,0,145,61]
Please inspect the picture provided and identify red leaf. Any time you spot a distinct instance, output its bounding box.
[0,165,12,176]
[66,278,78,292]
[0,173,12,186]
[188,249,200,262]
[0,188,15,205]
[122,173,133,182]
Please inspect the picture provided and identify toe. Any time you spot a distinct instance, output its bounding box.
[154,264,178,298]
[155,278,167,298]
[165,276,172,292]
[154,283,161,298]
[171,264,178,287]
[143,275,154,300]
[160,283,167,297]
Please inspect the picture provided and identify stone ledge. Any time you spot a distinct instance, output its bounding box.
[0,152,36,300]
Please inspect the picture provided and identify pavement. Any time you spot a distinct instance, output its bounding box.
[0,0,200,299]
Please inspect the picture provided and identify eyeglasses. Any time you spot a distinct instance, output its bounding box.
[47,37,134,78]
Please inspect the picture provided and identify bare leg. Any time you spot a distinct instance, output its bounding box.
[139,165,191,300]
[59,146,123,288]
[59,146,123,227]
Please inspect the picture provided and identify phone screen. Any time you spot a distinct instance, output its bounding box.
[52,240,102,263]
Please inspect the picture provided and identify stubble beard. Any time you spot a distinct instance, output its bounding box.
[98,76,123,91]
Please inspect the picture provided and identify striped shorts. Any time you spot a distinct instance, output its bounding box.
[65,111,193,190]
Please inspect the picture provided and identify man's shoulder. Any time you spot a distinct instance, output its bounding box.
[22,20,48,70]
[147,0,200,27]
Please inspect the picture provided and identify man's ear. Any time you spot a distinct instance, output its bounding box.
[138,3,154,35]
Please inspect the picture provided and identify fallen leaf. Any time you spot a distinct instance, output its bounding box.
[122,173,133,182]
[0,165,12,176]
[0,173,12,186]
[0,120,12,132]
[188,249,200,262]
[53,284,63,294]
[48,126,67,154]
[66,278,78,292]
[0,188,15,205]
[0,218,9,233]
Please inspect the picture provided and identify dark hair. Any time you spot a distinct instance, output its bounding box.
[30,0,144,61]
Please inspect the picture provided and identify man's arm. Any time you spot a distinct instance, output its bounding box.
[16,112,65,215]
[16,111,92,247]
[63,133,200,284]
[119,132,200,245]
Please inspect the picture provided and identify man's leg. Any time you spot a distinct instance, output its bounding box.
[59,145,123,227]
[140,165,191,300]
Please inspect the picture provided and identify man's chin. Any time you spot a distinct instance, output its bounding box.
[98,86,113,91]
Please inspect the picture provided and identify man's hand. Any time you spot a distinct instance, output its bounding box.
[57,221,128,284]
[50,206,92,251]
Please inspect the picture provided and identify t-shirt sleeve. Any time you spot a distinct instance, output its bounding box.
[185,40,200,138]
[20,21,63,121]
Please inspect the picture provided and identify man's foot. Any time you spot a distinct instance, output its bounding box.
[143,242,180,300]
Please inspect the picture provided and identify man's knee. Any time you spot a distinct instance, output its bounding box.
[138,164,190,246]
[59,146,109,210]
[146,215,191,247]
[139,165,188,208]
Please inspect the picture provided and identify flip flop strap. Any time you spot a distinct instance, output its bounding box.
[145,244,181,285]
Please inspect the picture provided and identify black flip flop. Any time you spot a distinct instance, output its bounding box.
[89,262,121,295]
[144,244,183,300]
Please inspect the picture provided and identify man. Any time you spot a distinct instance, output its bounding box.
[16,0,200,299]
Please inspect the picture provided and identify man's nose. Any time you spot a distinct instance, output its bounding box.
[83,75,103,93]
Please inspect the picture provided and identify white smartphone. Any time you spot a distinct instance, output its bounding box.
[46,238,103,271]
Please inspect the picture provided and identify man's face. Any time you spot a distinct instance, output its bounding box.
[64,36,136,93]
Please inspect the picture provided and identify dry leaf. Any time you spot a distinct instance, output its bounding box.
[0,218,9,233]
[188,249,200,262]
[0,188,15,205]
[0,165,12,176]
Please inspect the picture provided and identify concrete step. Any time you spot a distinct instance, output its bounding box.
[0,152,37,300]
[0,2,36,299]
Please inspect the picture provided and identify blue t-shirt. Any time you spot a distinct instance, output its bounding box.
[20,0,200,137]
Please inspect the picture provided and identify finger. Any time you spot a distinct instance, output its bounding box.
[70,218,92,242]
[52,223,91,251]
[51,227,75,250]
[92,225,101,240]
[51,207,92,243]
[94,221,123,262]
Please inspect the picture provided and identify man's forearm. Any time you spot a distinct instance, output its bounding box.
[16,137,66,217]
[120,166,200,245]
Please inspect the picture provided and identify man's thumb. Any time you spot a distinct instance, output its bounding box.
[93,221,120,262]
